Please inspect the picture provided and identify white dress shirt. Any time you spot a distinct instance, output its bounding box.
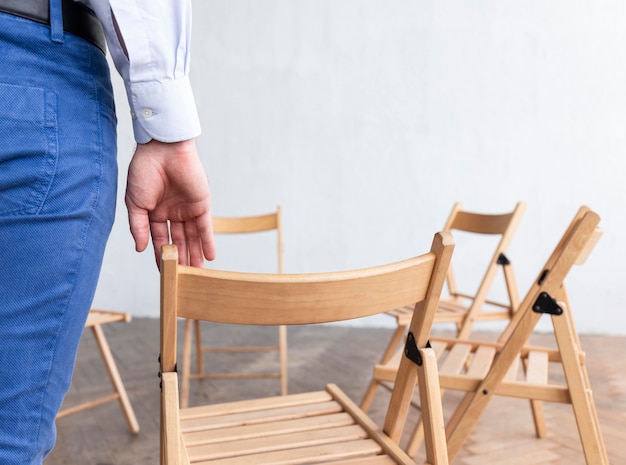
[80,0,201,144]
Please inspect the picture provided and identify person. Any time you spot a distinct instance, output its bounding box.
[0,0,215,463]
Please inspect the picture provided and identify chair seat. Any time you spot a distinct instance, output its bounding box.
[85,308,131,327]
[373,339,569,404]
[177,384,417,465]
[387,297,513,328]
[179,387,412,464]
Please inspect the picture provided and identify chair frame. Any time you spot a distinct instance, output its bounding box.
[180,207,287,408]
[159,232,455,465]
[443,207,607,464]
[361,202,525,411]
[58,309,140,434]
[369,207,608,464]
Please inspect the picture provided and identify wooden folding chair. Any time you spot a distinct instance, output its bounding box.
[369,207,608,464]
[361,202,525,411]
[180,207,288,408]
[159,231,455,465]
[58,309,140,434]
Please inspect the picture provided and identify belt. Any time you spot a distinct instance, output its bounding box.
[0,0,106,53]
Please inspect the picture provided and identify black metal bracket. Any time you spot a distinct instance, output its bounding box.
[532,292,563,315]
[497,253,511,266]
[404,332,431,366]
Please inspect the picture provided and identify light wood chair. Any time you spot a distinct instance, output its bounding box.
[368,207,608,464]
[361,202,525,411]
[180,207,287,408]
[58,309,140,434]
[159,231,455,465]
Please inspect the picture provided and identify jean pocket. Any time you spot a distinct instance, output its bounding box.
[0,82,59,216]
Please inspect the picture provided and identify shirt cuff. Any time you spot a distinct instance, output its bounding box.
[126,75,202,144]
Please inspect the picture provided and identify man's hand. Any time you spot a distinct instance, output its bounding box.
[125,139,216,268]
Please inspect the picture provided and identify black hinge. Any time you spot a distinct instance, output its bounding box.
[157,354,177,390]
[404,332,431,366]
[537,269,550,285]
[532,292,563,315]
[497,253,511,266]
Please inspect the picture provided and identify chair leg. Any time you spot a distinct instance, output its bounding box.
[278,325,288,395]
[521,355,547,438]
[360,324,407,411]
[417,347,449,465]
[381,325,409,365]
[529,399,547,438]
[552,314,609,465]
[360,379,382,413]
[180,319,194,409]
[407,386,474,458]
[406,410,426,457]
[92,324,140,434]
[194,319,204,375]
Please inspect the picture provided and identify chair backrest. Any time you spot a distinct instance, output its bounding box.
[211,207,284,273]
[498,206,600,343]
[161,231,454,440]
[442,201,525,337]
[445,206,602,458]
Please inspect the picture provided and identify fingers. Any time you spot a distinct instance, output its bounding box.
[128,206,215,268]
[127,203,150,253]
[152,219,213,268]
[168,221,189,266]
[184,221,205,268]
[196,212,216,262]
[150,220,175,268]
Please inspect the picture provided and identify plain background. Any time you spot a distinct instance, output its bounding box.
[93,0,626,335]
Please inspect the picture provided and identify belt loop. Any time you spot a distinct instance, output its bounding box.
[50,0,64,44]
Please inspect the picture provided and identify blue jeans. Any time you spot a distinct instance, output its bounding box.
[0,4,117,464]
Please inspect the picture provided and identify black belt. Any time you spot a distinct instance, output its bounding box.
[0,0,106,53]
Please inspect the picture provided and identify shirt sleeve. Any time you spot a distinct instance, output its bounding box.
[85,0,202,143]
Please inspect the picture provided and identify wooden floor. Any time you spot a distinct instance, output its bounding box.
[46,318,626,465]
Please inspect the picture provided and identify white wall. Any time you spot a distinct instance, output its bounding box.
[93,0,626,335]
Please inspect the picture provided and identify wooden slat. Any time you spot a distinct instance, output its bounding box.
[438,374,571,403]
[496,381,571,403]
[437,298,469,314]
[324,457,397,465]
[182,401,343,433]
[326,384,417,465]
[465,346,496,378]
[440,343,472,375]
[180,391,331,421]
[189,372,281,381]
[194,439,383,465]
[504,355,521,381]
[201,346,280,353]
[430,340,449,357]
[526,351,549,385]
[183,413,355,446]
[187,425,368,462]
